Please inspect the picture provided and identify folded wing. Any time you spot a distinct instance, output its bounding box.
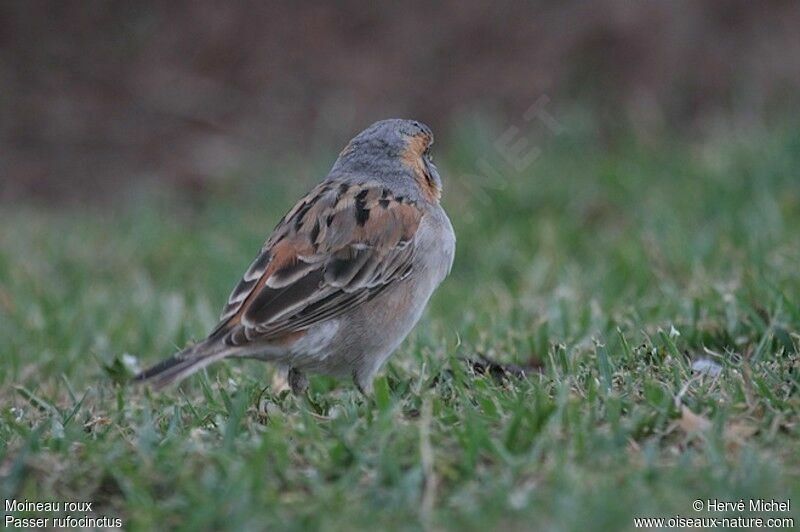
[210,181,424,348]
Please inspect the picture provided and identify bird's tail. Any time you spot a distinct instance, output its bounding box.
[133,339,234,390]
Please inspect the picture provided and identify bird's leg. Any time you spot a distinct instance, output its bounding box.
[271,364,291,393]
[288,368,308,396]
[353,370,374,396]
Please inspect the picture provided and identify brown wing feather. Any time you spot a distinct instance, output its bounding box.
[210,181,423,348]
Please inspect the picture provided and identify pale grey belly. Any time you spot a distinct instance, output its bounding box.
[294,210,455,377]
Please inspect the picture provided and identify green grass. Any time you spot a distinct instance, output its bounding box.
[1,121,799,531]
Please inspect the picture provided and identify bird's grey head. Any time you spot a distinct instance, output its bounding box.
[330,119,442,202]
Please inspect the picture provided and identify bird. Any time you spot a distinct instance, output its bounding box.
[134,119,455,395]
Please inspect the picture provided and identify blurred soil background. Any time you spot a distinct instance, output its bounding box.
[2,0,800,203]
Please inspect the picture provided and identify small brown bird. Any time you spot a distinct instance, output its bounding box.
[135,119,455,394]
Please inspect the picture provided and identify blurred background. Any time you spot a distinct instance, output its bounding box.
[2,0,800,203]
